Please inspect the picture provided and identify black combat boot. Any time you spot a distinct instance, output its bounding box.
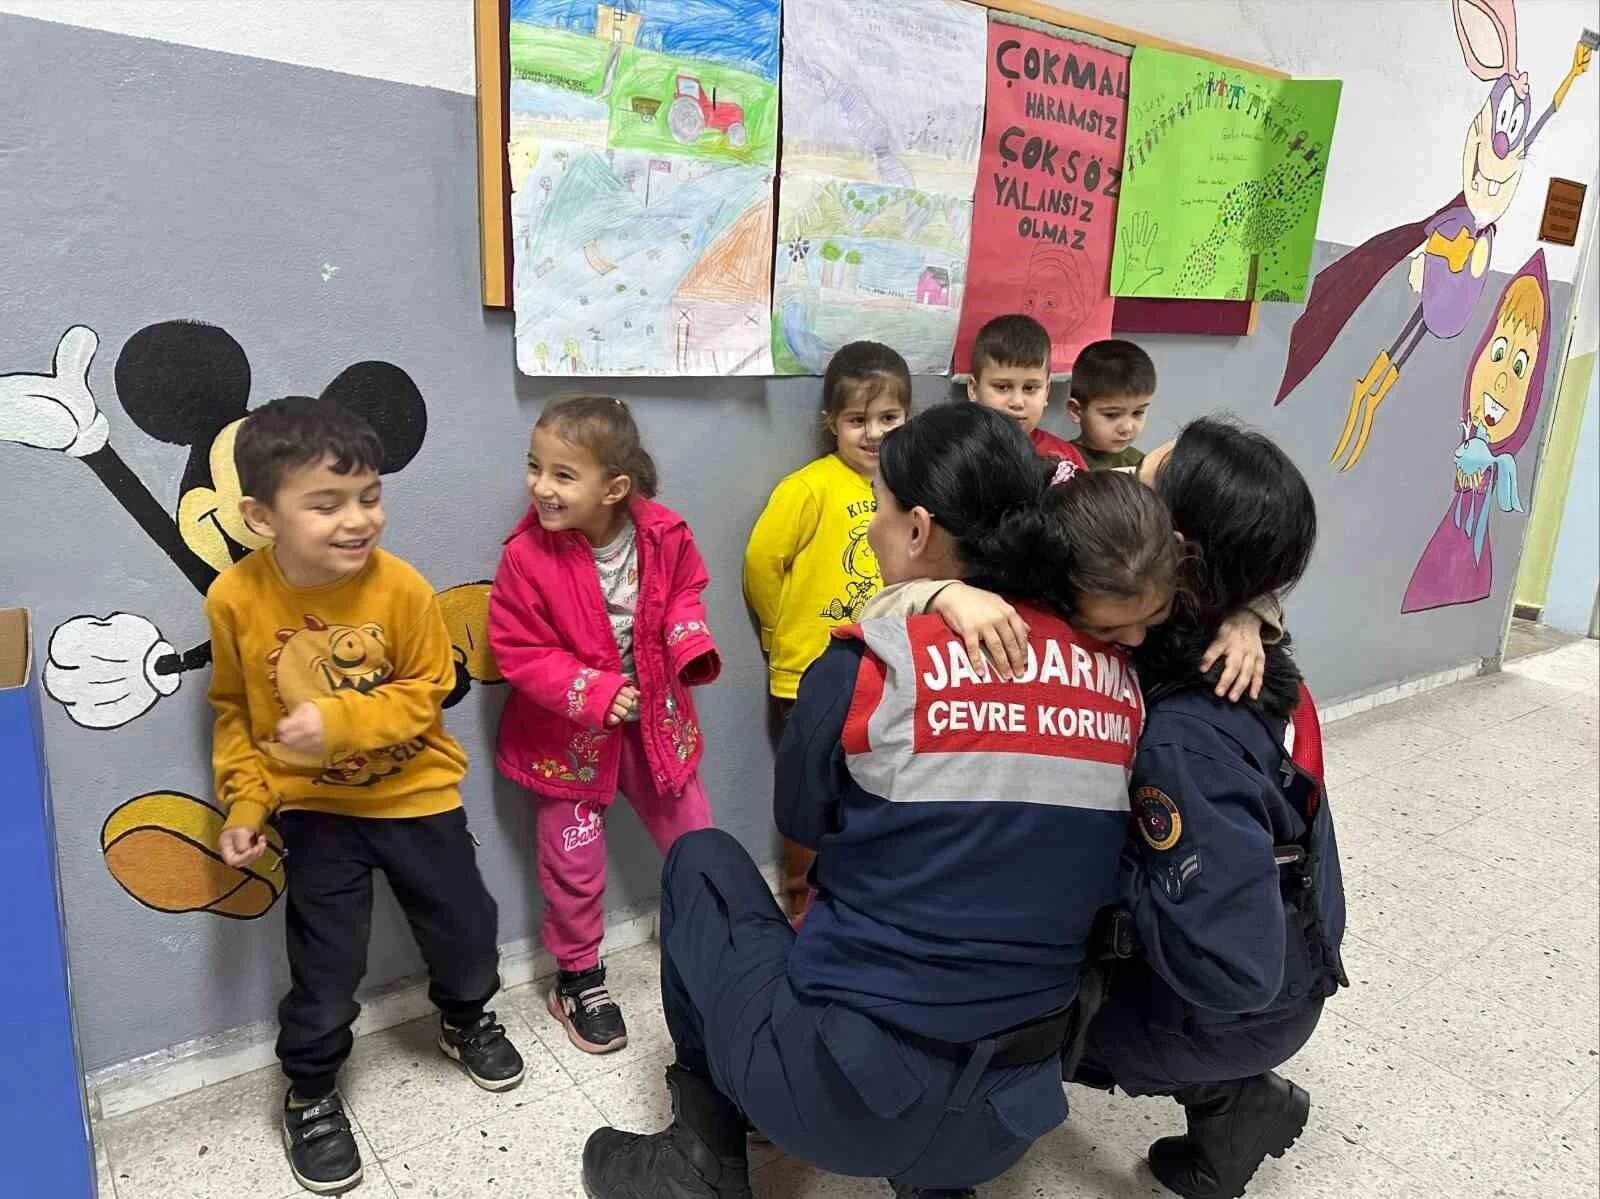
[1147,1072,1309,1199]
[890,1184,977,1198]
[581,1064,752,1198]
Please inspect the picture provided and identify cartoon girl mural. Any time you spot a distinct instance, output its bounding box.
[1274,0,1591,472]
[1401,250,1549,614]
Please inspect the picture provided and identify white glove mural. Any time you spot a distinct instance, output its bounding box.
[0,325,110,456]
[45,614,182,729]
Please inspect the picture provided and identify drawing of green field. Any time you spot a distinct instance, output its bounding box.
[509,23,614,94]
[509,21,776,166]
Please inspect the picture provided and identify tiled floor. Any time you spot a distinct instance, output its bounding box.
[93,640,1600,1199]
[1505,616,1583,663]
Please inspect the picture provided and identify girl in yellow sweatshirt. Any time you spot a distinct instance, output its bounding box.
[743,341,911,917]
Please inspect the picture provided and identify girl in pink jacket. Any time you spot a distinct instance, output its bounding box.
[489,397,720,1056]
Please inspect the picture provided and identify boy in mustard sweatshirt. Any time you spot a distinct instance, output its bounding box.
[208,396,523,1195]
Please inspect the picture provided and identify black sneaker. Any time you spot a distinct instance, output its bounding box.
[281,1090,362,1195]
[438,1011,526,1091]
[548,963,628,1054]
[890,1186,976,1198]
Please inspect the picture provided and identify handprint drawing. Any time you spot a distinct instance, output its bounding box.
[1117,212,1165,295]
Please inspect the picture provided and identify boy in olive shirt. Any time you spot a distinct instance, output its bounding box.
[1069,339,1156,473]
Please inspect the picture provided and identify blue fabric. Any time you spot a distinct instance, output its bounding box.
[1087,690,1345,1092]
[776,639,1129,1044]
[658,830,1066,1189]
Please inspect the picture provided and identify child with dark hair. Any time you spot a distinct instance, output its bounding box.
[490,395,720,1056]
[1068,338,1157,473]
[743,341,911,918]
[209,395,523,1196]
[967,313,1088,481]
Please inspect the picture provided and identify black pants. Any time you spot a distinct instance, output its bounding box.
[275,807,501,1097]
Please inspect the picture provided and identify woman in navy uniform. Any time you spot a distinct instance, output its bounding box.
[581,404,1181,1199]
[1075,418,1347,1199]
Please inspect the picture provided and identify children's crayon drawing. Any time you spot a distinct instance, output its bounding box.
[1275,0,1593,473]
[953,19,1128,375]
[771,0,988,375]
[1402,251,1550,614]
[1110,46,1340,307]
[507,0,779,376]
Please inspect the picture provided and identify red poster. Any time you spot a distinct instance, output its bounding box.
[953,23,1129,375]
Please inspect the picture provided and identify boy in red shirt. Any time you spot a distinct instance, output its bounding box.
[966,314,1087,483]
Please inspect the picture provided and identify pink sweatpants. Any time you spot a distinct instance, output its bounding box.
[534,721,713,972]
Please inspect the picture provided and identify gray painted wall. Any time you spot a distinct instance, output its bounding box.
[0,16,1567,1071]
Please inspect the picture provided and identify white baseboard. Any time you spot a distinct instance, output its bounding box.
[88,861,782,1122]
[1320,659,1486,724]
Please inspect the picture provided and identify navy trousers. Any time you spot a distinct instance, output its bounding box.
[1078,962,1324,1097]
[657,829,1067,1190]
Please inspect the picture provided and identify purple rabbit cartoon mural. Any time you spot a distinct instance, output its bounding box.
[1274,1,1592,472]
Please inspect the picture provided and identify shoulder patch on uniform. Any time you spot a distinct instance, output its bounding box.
[1134,785,1181,852]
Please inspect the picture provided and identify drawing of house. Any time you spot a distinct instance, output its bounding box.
[670,200,774,374]
[595,4,642,45]
[916,267,951,306]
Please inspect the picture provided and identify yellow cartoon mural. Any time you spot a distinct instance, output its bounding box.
[102,792,286,919]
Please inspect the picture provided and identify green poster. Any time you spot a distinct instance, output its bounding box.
[1111,46,1341,303]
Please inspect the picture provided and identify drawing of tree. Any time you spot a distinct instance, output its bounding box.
[845,248,863,290]
[563,337,582,373]
[1178,157,1319,301]
[534,342,550,371]
[820,242,843,288]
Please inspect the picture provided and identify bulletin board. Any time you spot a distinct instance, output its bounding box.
[474,0,1289,347]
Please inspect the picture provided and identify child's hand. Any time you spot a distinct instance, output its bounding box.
[606,684,639,727]
[219,826,267,868]
[275,702,326,757]
[1201,610,1267,702]
[930,582,1031,681]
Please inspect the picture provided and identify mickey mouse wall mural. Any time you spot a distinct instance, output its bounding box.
[0,320,502,919]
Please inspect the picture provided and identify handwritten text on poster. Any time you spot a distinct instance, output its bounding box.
[953,22,1128,374]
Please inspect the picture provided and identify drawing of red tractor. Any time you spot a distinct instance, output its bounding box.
[667,74,746,148]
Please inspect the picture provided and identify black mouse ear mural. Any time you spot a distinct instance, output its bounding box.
[114,320,251,450]
[321,360,428,474]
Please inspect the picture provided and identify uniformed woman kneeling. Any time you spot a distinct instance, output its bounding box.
[581,403,1180,1199]
[1076,419,1348,1199]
